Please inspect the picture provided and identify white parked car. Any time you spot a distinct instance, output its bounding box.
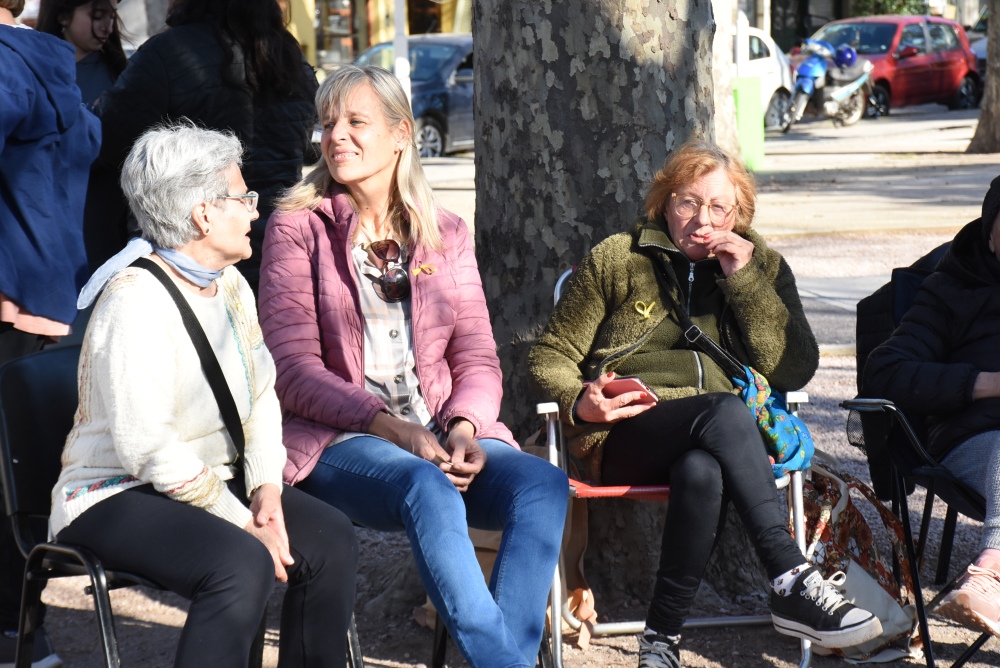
[737,26,795,129]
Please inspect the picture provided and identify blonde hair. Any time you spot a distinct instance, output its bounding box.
[277,65,442,251]
[645,139,756,234]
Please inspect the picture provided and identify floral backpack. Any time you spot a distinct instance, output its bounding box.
[797,462,921,662]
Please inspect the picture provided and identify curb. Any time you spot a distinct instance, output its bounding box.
[819,344,855,358]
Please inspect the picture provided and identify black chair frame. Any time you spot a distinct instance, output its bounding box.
[843,398,990,668]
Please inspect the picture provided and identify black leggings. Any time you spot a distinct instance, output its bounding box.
[602,392,805,636]
[0,324,46,631]
[58,484,358,668]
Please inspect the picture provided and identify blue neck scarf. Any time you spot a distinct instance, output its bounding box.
[78,237,223,309]
[155,247,223,287]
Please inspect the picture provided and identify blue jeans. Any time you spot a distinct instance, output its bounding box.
[298,437,568,668]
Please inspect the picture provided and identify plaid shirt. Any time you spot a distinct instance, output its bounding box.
[332,238,434,445]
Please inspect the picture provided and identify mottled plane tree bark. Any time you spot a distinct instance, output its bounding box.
[968,0,999,153]
[474,1,770,615]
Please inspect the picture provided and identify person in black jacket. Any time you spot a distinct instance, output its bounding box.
[865,175,1000,638]
[95,0,319,295]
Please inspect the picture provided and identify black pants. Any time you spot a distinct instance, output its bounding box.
[602,392,805,636]
[0,324,46,632]
[58,484,358,668]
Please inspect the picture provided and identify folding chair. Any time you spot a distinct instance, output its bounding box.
[842,399,987,668]
[0,345,364,668]
[844,253,991,668]
[538,269,813,668]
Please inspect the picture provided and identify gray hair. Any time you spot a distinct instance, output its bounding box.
[121,122,243,249]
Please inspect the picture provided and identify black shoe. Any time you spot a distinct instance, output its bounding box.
[0,627,63,668]
[770,566,882,648]
[637,632,682,668]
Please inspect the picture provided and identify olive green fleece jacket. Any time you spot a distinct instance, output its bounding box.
[528,218,819,482]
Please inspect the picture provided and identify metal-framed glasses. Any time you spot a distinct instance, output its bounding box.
[365,239,411,302]
[218,191,259,212]
[670,192,736,226]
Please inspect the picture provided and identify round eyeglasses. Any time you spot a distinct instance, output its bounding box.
[218,191,259,212]
[670,193,736,226]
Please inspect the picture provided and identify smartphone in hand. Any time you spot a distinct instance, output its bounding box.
[586,376,659,405]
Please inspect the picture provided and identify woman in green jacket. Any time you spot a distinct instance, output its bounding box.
[529,140,879,668]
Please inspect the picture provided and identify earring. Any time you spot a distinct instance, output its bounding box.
[204,227,211,236]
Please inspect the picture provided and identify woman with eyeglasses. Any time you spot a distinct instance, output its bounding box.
[52,123,358,668]
[529,140,881,667]
[259,65,568,668]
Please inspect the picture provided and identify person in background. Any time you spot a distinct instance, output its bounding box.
[55,123,358,668]
[37,0,126,109]
[38,0,128,277]
[865,176,1000,638]
[96,0,318,295]
[259,65,569,668]
[0,0,100,665]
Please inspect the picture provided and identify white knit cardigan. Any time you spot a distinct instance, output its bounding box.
[50,263,286,536]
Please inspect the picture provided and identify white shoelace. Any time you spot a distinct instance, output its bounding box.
[638,635,681,668]
[961,564,1000,599]
[802,570,850,613]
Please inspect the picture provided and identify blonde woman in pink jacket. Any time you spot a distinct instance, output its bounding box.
[259,65,568,668]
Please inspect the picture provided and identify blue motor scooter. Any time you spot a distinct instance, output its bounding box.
[782,40,872,133]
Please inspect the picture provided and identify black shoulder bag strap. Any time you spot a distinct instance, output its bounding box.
[131,257,246,465]
[645,249,746,380]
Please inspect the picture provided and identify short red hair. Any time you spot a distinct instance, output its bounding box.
[645,140,756,233]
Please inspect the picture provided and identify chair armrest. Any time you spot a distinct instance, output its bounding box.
[536,402,562,468]
[786,391,808,415]
[840,397,894,412]
[840,397,939,469]
[786,391,809,405]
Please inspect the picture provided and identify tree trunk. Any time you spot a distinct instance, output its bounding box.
[474,0,768,624]
[474,0,716,438]
[968,0,999,153]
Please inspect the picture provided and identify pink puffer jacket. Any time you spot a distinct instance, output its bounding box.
[259,185,517,484]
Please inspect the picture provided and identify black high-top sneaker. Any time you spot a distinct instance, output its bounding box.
[637,632,681,668]
[770,565,883,648]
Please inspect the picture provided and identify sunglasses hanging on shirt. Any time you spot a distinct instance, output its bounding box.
[365,239,411,302]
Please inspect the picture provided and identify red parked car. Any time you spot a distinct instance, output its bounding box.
[809,15,980,115]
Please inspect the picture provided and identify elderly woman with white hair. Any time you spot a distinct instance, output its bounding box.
[51,122,358,668]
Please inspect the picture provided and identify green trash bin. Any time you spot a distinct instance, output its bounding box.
[732,77,764,171]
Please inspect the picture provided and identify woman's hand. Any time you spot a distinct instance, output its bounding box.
[370,412,452,464]
[704,230,755,277]
[246,483,294,582]
[444,420,487,492]
[973,371,1000,400]
[575,372,657,424]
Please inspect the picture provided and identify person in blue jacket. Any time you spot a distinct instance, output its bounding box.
[0,1,100,664]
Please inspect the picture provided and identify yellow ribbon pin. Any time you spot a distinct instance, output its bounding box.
[411,264,438,276]
[634,301,655,319]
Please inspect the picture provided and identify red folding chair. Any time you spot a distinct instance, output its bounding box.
[538,269,812,668]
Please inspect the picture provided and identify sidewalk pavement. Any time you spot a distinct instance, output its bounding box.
[423,105,1000,353]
